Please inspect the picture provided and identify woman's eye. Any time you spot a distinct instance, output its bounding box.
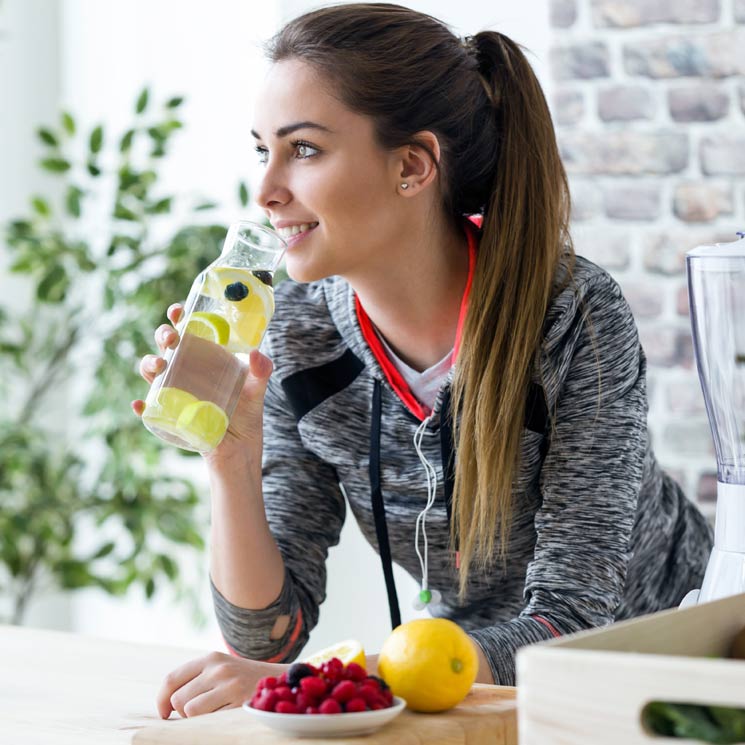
[255,146,268,165]
[294,142,319,159]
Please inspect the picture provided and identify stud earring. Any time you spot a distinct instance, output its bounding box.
[400,182,409,190]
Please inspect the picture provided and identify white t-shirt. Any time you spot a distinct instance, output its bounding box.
[375,331,453,412]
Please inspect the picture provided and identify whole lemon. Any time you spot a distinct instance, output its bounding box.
[377,618,478,712]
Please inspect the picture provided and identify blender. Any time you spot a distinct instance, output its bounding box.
[683,231,745,605]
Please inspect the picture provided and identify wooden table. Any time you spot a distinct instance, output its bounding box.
[2,624,203,744]
[3,624,517,744]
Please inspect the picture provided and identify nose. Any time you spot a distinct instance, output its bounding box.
[255,164,291,215]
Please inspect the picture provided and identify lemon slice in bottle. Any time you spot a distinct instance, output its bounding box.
[203,268,275,352]
[302,639,366,669]
[184,311,231,346]
[175,400,230,451]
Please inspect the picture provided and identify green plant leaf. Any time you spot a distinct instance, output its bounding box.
[87,161,102,177]
[136,87,150,114]
[194,202,217,211]
[89,125,104,154]
[31,196,51,217]
[165,96,184,108]
[65,186,83,218]
[145,576,156,599]
[119,129,135,153]
[92,542,116,560]
[40,157,71,173]
[146,197,172,215]
[37,128,59,147]
[114,202,138,221]
[61,111,76,135]
[36,264,69,303]
[239,181,249,207]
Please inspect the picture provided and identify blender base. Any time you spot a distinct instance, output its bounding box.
[682,481,745,606]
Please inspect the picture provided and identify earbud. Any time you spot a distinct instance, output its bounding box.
[412,587,442,610]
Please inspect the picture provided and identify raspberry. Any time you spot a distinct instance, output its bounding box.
[371,702,386,710]
[381,689,394,705]
[274,685,293,702]
[330,680,357,704]
[256,675,278,691]
[322,657,344,678]
[287,662,315,687]
[277,672,289,686]
[275,701,300,714]
[319,698,342,715]
[306,706,320,714]
[362,676,380,691]
[344,662,367,682]
[300,676,327,698]
[295,692,314,710]
[358,684,382,706]
[254,689,279,711]
[344,697,367,713]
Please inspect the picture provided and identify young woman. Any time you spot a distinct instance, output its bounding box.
[134,3,713,718]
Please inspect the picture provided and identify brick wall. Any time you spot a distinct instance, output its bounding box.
[549,0,745,515]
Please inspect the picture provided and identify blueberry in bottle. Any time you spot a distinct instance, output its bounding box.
[224,282,249,301]
[252,270,273,287]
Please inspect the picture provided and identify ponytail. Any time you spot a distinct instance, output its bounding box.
[450,32,574,596]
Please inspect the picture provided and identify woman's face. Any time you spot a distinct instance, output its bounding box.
[251,59,405,283]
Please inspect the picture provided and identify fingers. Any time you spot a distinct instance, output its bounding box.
[139,354,165,383]
[179,687,237,718]
[131,399,145,417]
[154,323,180,353]
[156,656,214,720]
[167,303,183,326]
[247,349,274,383]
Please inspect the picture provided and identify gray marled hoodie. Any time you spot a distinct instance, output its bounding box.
[211,232,713,685]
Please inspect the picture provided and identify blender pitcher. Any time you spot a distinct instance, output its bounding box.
[685,231,745,604]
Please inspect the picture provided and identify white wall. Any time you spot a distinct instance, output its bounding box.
[3,0,550,657]
[0,0,61,307]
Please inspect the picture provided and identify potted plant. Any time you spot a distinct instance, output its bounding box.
[0,87,249,625]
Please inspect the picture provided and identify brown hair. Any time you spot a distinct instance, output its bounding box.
[266,3,574,597]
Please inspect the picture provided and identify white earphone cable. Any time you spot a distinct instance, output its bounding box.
[413,414,438,592]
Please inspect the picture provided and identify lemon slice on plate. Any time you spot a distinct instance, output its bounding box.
[184,311,230,346]
[302,639,366,669]
[143,386,199,429]
[175,400,229,451]
[203,268,275,352]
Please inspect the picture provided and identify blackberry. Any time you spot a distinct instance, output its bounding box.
[287,662,315,688]
[224,281,249,301]
[367,674,390,691]
[252,270,273,287]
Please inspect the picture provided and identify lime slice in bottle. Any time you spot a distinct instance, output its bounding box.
[143,387,199,429]
[175,400,229,451]
[184,311,231,346]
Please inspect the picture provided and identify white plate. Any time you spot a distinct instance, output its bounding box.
[242,696,407,738]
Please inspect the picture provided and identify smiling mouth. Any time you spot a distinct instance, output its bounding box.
[277,222,319,240]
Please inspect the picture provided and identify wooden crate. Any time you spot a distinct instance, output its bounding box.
[517,593,745,744]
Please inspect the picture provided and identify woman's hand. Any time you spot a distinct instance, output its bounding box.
[157,651,286,719]
[131,303,274,460]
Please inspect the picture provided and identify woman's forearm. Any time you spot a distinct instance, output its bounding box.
[206,446,286,610]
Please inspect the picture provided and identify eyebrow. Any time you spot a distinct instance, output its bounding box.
[250,121,333,140]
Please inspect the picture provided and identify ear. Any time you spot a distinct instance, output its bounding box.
[392,131,441,196]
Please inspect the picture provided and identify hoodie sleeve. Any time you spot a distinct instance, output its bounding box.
[469,271,649,684]
[211,368,346,663]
